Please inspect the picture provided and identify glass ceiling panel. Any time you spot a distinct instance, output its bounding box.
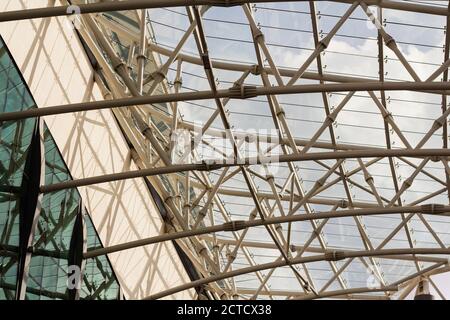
[57,0,450,299]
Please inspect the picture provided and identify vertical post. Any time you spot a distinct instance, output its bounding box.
[137,9,147,94]
[16,118,45,300]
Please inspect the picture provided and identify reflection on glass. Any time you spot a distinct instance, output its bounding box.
[0,37,120,300]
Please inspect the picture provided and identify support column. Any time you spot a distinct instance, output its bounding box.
[16,118,45,300]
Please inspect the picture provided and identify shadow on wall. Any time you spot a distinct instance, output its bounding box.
[0,0,194,299]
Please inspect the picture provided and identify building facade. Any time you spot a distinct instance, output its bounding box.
[0,36,121,300]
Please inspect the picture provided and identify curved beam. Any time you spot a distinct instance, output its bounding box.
[143,247,450,300]
[3,81,450,122]
[0,1,259,22]
[83,204,450,258]
[0,0,447,23]
[40,148,450,193]
[291,285,399,300]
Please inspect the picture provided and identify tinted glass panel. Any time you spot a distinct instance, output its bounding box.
[0,37,120,300]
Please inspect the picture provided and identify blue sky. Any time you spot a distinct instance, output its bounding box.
[145,1,450,298]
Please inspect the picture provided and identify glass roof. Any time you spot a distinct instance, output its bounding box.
[45,0,450,299]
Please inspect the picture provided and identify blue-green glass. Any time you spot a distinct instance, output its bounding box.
[0,37,120,300]
[81,216,120,300]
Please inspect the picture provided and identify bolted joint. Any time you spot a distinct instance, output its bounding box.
[149,69,166,83]
[113,60,126,72]
[384,33,397,49]
[303,283,312,292]
[319,37,330,50]
[140,125,152,137]
[164,195,175,204]
[212,244,220,251]
[136,54,147,62]
[324,250,346,261]
[276,107,286,118]
[434,116,446,128]
[226,251,236,261]
[316,177,327,188]
[382,111,393,120]
[220,292,228,300]
[430,156,441,163]
[326,113,337,124]
[228,85,258,99]
[183,203,192,209]
[274,223,282,232]
[339,199,348,208]
[222,220,247,232]
[173,78,183,87]
[290,244,297,253]
[250,64,262,75]
[197,244,207,255]
[365,174,374,184]
[421,204,446,215]
[403,178,413,189]
[253,30,265,43]
[266,174,274,181]
[201,52,212,70]
[200,161,223,172]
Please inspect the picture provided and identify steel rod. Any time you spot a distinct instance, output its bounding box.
[39,148,450,193]
[291,285,399,300]
[84,204,450,258]
[143,246,450,300]
[3,81,450,122]
[0,0,447,23]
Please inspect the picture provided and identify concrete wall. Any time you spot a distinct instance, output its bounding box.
[0,0,194,300]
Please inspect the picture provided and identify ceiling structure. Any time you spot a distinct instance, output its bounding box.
[1,0,450,300]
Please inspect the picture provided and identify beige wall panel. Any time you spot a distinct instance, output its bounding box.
[1,0,194,300]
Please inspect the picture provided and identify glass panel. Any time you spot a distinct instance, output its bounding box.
[81,216,120,300]
[0,37,120,300]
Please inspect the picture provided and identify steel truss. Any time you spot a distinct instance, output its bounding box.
[2,0,450,300]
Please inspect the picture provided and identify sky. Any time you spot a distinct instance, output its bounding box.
[144,0,450,299]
